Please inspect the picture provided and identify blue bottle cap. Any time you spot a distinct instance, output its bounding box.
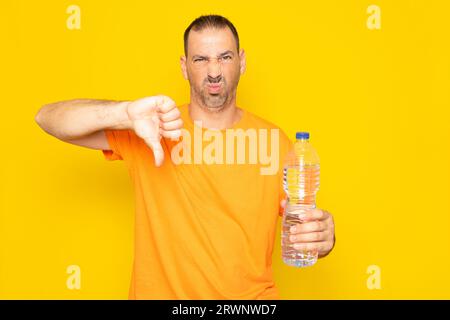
[296,132,310,140]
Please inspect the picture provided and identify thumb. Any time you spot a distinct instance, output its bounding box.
[146,138,164,167]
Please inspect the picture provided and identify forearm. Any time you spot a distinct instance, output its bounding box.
[35,99,132,140]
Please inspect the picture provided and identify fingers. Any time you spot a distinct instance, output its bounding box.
[130,95,182,165]
[287,209,335,257]
[144,137,164,167]
[159,107,181,122]
[160,120,183,142]
[155,95,176,113]
[150,142,164,167]
[160,118,183,131]
[159,118,183,141]
[160,129,182,140]
[290,219,327,234]
[293,241,330,253]
[288,208,329,222]
[155,97,183,141]
[292,239,334,257]
[289,230,330,243]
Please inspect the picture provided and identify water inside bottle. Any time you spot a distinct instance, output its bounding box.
[283,163,320,205]
[282,206,319,267]
[282,163,320,267]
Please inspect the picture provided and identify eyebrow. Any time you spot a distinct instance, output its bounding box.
[192,50,235,59]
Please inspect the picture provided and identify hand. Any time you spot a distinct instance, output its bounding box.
[127,95,183,167]
[280,199,335,258]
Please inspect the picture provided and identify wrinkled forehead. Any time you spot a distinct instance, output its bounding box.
[187,27,238,57]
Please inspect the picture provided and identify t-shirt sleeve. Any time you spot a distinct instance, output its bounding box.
[102,129,135,161]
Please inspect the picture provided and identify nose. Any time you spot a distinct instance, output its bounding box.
[207,59,222,80]
[207,75,222,84]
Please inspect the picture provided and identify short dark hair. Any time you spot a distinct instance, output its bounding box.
[183,15,240,57]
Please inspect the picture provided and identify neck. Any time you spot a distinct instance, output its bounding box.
[188,96,243,130]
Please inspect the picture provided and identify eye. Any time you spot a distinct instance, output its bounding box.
[222,55,232,60]
[194,58,205,62]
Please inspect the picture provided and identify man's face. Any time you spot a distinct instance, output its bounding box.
[181,27,246,110]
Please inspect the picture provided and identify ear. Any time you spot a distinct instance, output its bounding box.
[239,49,246,75]
[180,55,188,80]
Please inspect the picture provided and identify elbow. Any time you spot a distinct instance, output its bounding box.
[35,108,43,127]
[35,105,52,135]
[34,104,72,141]
[35,104,50,128]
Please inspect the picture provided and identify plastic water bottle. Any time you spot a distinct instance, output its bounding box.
[282,132,320,267]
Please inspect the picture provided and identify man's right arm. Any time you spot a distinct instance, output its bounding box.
[35,99,131,150]
[35,96,183,166]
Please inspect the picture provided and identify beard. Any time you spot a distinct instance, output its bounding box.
[192,77,233,112]
[201,90,227,111]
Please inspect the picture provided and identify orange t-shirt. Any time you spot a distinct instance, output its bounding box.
[102,104,293,299]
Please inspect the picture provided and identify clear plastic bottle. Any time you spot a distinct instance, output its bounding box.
[282,132,320,267]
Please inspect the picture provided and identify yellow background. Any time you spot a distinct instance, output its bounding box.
[1,0,449,299]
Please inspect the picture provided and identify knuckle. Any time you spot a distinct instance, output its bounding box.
[319,210,325,219]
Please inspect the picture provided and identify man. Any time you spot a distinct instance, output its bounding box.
[35,15,335,299]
